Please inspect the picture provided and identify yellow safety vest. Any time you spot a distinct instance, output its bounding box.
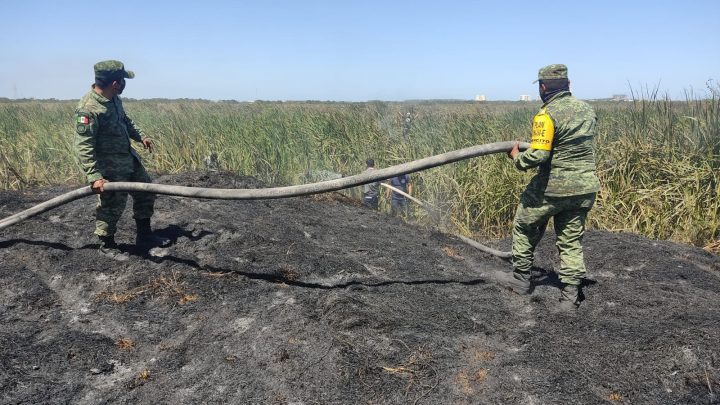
[530,108,554,151]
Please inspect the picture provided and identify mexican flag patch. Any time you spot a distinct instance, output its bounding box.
[77,115,89,125]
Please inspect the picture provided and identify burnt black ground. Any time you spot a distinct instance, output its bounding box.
[1,171,719,405]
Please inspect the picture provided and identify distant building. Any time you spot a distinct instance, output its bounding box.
[612,94,629,101]
[519,95,531,101]
[474,94,486,102]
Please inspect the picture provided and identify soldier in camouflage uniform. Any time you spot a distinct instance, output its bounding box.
[75,60,168,256]
[502,64,600,310]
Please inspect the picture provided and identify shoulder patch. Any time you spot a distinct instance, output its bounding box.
[75,112,91,134]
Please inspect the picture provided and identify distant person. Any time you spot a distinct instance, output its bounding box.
[74,60,169,257]
[501,64,600,310]
[204,152,220,172]
[399,110,418,138]
[387,173,412,217]
[362,158,380,209]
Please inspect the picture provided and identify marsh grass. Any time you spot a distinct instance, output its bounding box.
[0,90,718,249]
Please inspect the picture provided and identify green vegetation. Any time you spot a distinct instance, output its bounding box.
[0,92,718,250]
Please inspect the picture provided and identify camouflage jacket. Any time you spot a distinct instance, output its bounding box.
[513,91,601,197]
[74,87,145,183]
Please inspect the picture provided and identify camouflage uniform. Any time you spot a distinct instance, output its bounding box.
[511,64,600,286]
[75,61,155,237]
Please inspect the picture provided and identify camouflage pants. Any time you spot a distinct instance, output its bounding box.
[95,154,155,237]
[511,191,596,285]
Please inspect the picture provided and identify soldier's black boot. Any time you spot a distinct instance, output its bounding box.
[494,269,532,295]
[98,235,118,253]
[98,234,129,260]
[135,219,171,248]
[558,283,581,311]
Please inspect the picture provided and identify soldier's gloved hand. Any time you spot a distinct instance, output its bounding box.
[91,179,107,194]
[142,138,154,153]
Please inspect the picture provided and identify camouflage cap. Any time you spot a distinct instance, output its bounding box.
[533,64,568,83]
[94,60,135,81]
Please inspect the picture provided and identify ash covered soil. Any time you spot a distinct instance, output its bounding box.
[1,171,719,405]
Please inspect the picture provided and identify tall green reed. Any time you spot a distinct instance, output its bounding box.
[0,94,717,249]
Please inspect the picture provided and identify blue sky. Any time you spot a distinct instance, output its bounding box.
[1,0,718,101]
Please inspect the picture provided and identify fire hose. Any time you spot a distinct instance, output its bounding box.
[0,141,528,257]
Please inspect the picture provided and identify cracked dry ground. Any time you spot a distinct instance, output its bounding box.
[1,171,719,404]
